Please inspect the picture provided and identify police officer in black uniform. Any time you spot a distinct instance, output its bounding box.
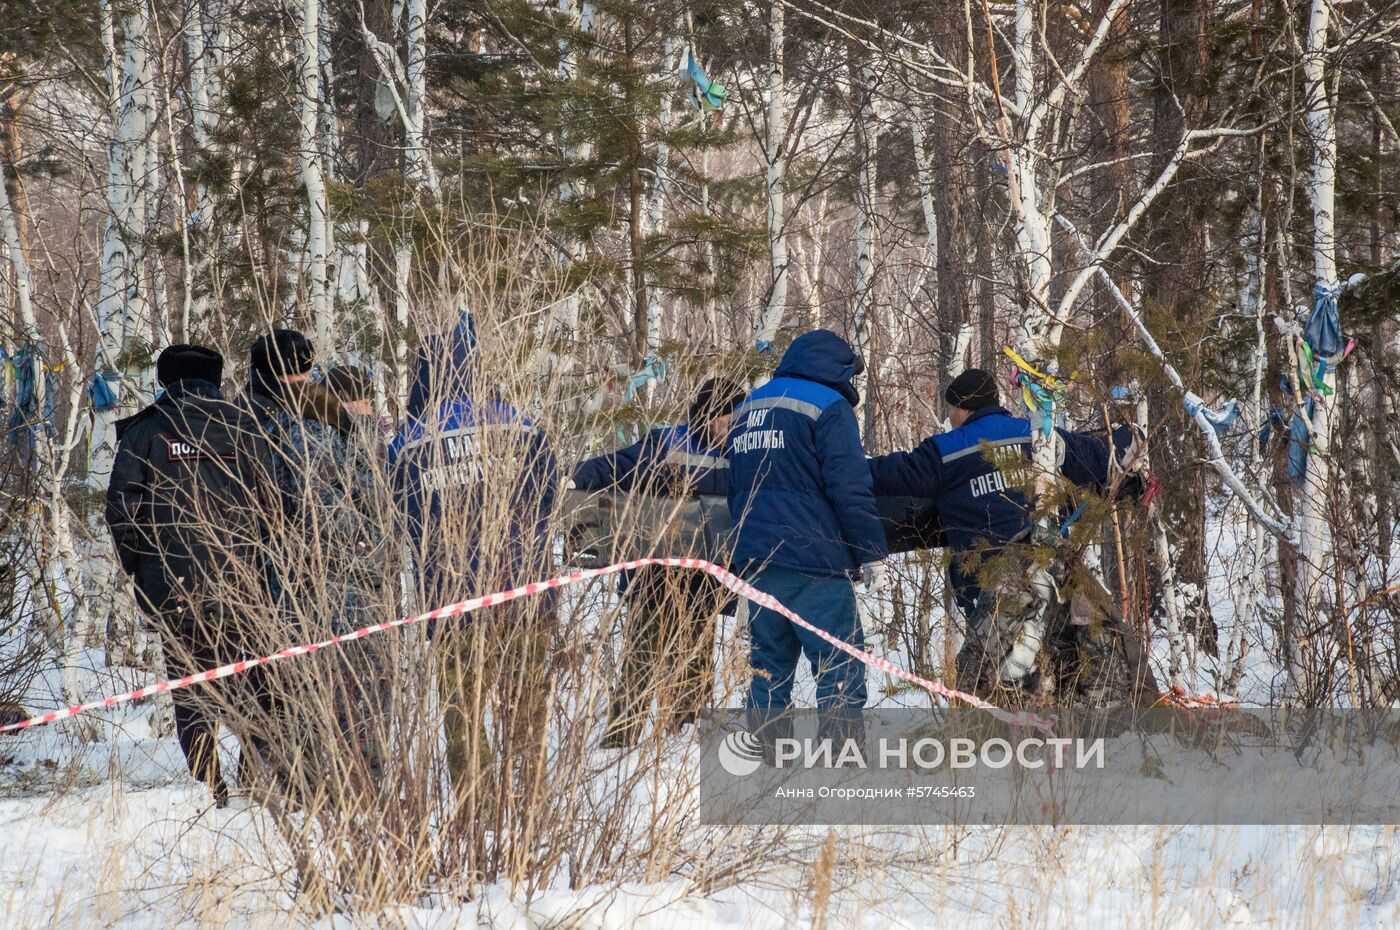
[106,344,273,805]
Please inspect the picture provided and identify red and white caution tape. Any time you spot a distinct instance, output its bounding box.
[0,558,1053,736]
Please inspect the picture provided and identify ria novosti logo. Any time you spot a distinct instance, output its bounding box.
[716,729,765,777]
[715,730,1105,777]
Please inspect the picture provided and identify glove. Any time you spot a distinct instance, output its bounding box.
[860,562,886,590]
[566,478,577,490]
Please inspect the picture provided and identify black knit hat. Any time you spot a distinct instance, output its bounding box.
[944,368,999,412]
[156,344,223,387]
[324,365,373,403]
[689,376,746,426]
[250,329,314,379]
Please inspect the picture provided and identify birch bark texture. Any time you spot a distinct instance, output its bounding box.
[755,2,787,352]
[91,0,158,490]
[552,0,593,336]
[642,34,676,361]
[3,164,98,736]
[297,0,333,355]
[1298,0,1338,613]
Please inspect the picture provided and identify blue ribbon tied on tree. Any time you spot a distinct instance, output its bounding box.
[623,355,670,402]
[89,371,120,411]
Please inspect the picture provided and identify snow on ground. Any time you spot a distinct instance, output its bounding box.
[4,760,1400,929]
[6,519,1400,928]
[7,661,1400,929]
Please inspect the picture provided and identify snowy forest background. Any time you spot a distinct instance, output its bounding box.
[3,0,1400,926]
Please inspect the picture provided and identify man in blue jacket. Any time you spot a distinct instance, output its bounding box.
[390,322,558,806]
[727,330,887,747]
[869,368,1138,695]
[574,376,745,747]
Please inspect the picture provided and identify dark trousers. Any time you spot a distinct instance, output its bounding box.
[745,565,866,756]
[159,623,230,790]
[604,568,722,745]
[436,598,556,810]
[746,565,866,710]
[156,610,270,792]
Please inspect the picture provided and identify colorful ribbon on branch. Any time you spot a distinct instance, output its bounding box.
[1003,346,1073,435]
[0,557,1056,738]
[622,355,670,402]
[678,44,728,113]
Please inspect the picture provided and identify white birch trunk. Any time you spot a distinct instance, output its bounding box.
[994,0,1066,684]
[0,151,34,337]
[1153,512,1189,690]
[552,0,591,334]
[912,115,968,380]
[91,0,157,491]
[323,4,370,323]
[184,0,230,333]
[145,86,170,351]
[3,126,88,732]
[297,0,333,355]
[642,35,676,360]
[700,151,719,345]
[851,62,877,412]
[910,117,940,314]
[394,244,411,403]
[338,219,375,311]
[1223,182,1269,693]
[1009,0,1054,351]
[792,193,828,329]
[388,0,435,400]
[948,324,974,379]
[405,0,437,194]
[49,348,102,742]
[1002,0,1060,519]
[755,4,787,350]
[1298,0,1338,615]
[1129,393,1185,690]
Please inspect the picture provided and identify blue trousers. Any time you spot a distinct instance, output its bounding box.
[746,565,867,710]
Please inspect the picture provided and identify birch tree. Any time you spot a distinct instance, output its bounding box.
[642,33,676,362]
[297,0,333,353]
[755,2,787,352]
[3,155,99,739]
[182,0,229,333]
[552,0,595,336]
[1297,0,1339,617]
[90,0,158,491]
[850,53,877,428]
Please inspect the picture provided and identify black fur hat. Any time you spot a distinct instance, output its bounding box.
[250,329,314,379]
[156,344,224,387]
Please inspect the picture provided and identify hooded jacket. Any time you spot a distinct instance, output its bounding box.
[726,331,888,576]
[106,379,272,620]
[390,327,558,620]
[869,404,1135,614]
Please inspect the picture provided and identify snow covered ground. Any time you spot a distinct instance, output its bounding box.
[5,530,1400,929]
[7,658,1400,928]
[4,753,1400,929]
